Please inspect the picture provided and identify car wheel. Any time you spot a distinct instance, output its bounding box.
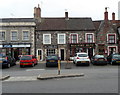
[46,64,48,67]
[31,63,34,67]
[7,64,10,68]
[20,65,24,68]
[111,62,113,65]
[73,61,75,64]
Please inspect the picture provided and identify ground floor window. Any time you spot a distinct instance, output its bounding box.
[47,49,56,56]
[0,48,30,60]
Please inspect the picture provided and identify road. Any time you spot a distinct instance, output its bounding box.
[1,62,119,94]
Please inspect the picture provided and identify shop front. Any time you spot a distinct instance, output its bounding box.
[69,43,95,59]
[0,43,31,60]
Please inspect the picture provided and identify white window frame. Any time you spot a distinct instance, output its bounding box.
[107,33,116,44]
[0,30,6,41]
[22,30,30,41]
[11,30,18,41]
[43,34,51,44]
[85,33,94,43]
[58,33,66,44]
[70,33,78,43]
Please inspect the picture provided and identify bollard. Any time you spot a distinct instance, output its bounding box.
[58,60,60,75]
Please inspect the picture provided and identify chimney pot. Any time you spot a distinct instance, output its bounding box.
[104,7,108,21]
[112,12,115,21]
[65,11,69,20]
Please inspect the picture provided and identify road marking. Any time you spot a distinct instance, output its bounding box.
[3,76,37,82]
[26,69,45,71]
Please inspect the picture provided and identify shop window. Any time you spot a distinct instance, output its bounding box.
[58,34,66,44]
[11,31,17,41]
[47,49,55,56]
[0,31,5,41]
[43,34,51,44]
[23,31,29,40]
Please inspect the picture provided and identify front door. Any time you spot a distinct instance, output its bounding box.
[60,49,64,60]
[88,48,93,59]
[37,49,43,61]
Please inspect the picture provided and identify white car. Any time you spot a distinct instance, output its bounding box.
[73,52,90,66]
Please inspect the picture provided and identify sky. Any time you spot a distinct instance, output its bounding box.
[0,0,120,20]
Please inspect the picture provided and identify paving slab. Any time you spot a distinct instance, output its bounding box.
[37,73,84,80]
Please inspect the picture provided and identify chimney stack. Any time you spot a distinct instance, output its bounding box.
[65,11,69,20]
[104,7,108,21]
[34,4,41,19]
[112,12,115,21]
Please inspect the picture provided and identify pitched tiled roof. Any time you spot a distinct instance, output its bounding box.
[36,18,95,31]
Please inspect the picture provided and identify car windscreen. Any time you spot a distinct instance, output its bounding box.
[113,55,120,59]
[20,56,32,60]
[78,54,87,57]
[47,56,58,60]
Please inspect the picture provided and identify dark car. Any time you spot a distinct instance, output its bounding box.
[0,55,16,68]
[46,55,60,67]
[107,53,120,65]
[91,55,108,65]
[20,55,38,68]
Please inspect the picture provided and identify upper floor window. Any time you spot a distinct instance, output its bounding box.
[23,31,29,41]
[43,34,51,44]
[70,34,78,43]
[86,33,94,43]
[0,31,5,41]
[107,34,116,44]
[11,31,17,41]
[58,34,66,44]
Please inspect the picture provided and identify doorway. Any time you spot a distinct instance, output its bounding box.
[88,48,93,59]
[37,49,43,61]
[60,49,64,60]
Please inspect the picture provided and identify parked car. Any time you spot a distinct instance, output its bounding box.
[20,55,38,68]
[69,55,74,61]
[73,52,90,66]
[91,55,108,65]
[0,54,16,68]
[107,53,120,65]
[46,55,60,67]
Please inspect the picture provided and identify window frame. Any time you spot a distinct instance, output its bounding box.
[22,30,30,41]
[58,33,66,44]
[85,33,94,43]
[43,34,51,44]
[0,30,6,41]
[107,33,116,44]
[70,33,78,43]
[11,30,18,41]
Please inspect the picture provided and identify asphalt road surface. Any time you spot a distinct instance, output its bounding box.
[1,62,119,93]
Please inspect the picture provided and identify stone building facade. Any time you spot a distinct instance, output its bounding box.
[34,5,96,61]
[0,18,35,60]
